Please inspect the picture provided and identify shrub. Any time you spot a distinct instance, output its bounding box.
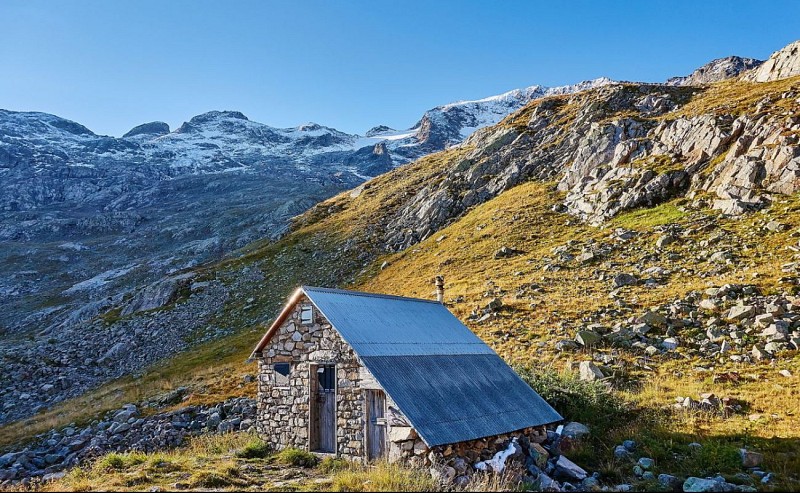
[276,447,319,467]
[236,438,271,459]
[514,365,630,435]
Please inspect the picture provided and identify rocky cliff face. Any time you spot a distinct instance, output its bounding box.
[385,54,800,249]
[667,56,763,86]
[743,40,800,82]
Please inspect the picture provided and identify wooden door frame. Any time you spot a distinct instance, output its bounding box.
[364,389,388,461]
[308,362,337,453]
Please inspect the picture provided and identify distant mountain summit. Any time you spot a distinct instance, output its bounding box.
[667,56,763,86]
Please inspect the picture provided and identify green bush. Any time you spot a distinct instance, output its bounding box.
[276,447,319,467]
[236,438,271,459]
[319,456,349,473]
[514,365,630,435]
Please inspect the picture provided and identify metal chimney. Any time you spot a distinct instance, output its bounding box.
[435,276,445,303]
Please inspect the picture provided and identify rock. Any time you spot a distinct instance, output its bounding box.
[581,476,601,491]
[739,449,763,468]
[623,440,636,452]
[637,457,654,470]
[683,477,727,492]
[614,445,632,460]
[727,305,755,321]
[656,235,678,248]
[575,331,601,347]
[538,473,562,492]
[779,369,792,378]
[699,299,718,311]
[553,455,587,482]
[661,337,679,350]
[388,426,417,443]
[561,422,590,440]
[743,40,800,83]
[529,443,549,469]
[42,471,67,482]
[579,361,605,382]
[658,473,681,489]
[495,246,524,259]
[639,310,667,328]
[612,274,638,288]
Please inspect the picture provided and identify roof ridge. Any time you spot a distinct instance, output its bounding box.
[302,285,441,304]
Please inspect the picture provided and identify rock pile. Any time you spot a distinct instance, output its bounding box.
[0,397,255,486]
[562,283,800,367]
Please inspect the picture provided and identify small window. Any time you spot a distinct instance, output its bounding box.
[274,363,290,387]
[300,305,313,325]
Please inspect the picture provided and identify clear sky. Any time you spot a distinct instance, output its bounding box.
[1,1,799,137]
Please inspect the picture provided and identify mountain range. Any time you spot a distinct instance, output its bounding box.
[4,41,799,427]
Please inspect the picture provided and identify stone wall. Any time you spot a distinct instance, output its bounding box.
[255,295,365,459]
[390,426,548,472]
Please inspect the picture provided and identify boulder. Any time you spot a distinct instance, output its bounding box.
[740,449,763,468]
[727,305,755,321]
[579,361,605,382]
[683,477,727,492]
[575,331,601,347]
[612,274,638,288]
[553,455,587,482]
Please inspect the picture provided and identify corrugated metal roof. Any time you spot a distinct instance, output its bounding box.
[301,286,563,446]
[303,286,494,357]
[362,354,562,447]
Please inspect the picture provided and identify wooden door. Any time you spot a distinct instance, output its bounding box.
[312,364,336,453]
[366,390,387,461]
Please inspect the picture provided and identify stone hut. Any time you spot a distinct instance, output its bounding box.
[250,286,562,467]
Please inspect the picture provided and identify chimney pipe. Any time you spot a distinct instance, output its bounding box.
[435,276,445,303]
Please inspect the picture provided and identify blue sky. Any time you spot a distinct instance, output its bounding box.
[1,1,798,137]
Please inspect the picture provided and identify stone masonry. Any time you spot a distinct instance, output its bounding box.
[255,295,365,459]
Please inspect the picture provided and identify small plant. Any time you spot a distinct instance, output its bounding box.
[276,447,319,467]
[236,437,271,459]
[319,456,349,473]
[94,452,147,472]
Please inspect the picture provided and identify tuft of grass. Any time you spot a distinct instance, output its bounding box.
[318,456,349,473]
[94,452,147,472]
[276,447,319,468]
[235,437,271,459]
[330,461,437,492]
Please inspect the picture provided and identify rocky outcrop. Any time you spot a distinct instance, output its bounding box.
[667,56,763,86]
[743,40,800,82]
[121,121,170,138]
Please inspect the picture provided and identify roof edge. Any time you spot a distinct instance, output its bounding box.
[302,285,441,304]
[250,287,305,358]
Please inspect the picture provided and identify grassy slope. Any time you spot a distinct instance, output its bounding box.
[5,77,800,490]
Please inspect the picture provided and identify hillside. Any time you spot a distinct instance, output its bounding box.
[2,41,800,491]
[0,78,612,356]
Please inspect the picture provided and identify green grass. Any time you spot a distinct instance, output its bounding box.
[329,462,437,492]
[611,201,687,230]
[276,447,319,467]
[235,437,271,459]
